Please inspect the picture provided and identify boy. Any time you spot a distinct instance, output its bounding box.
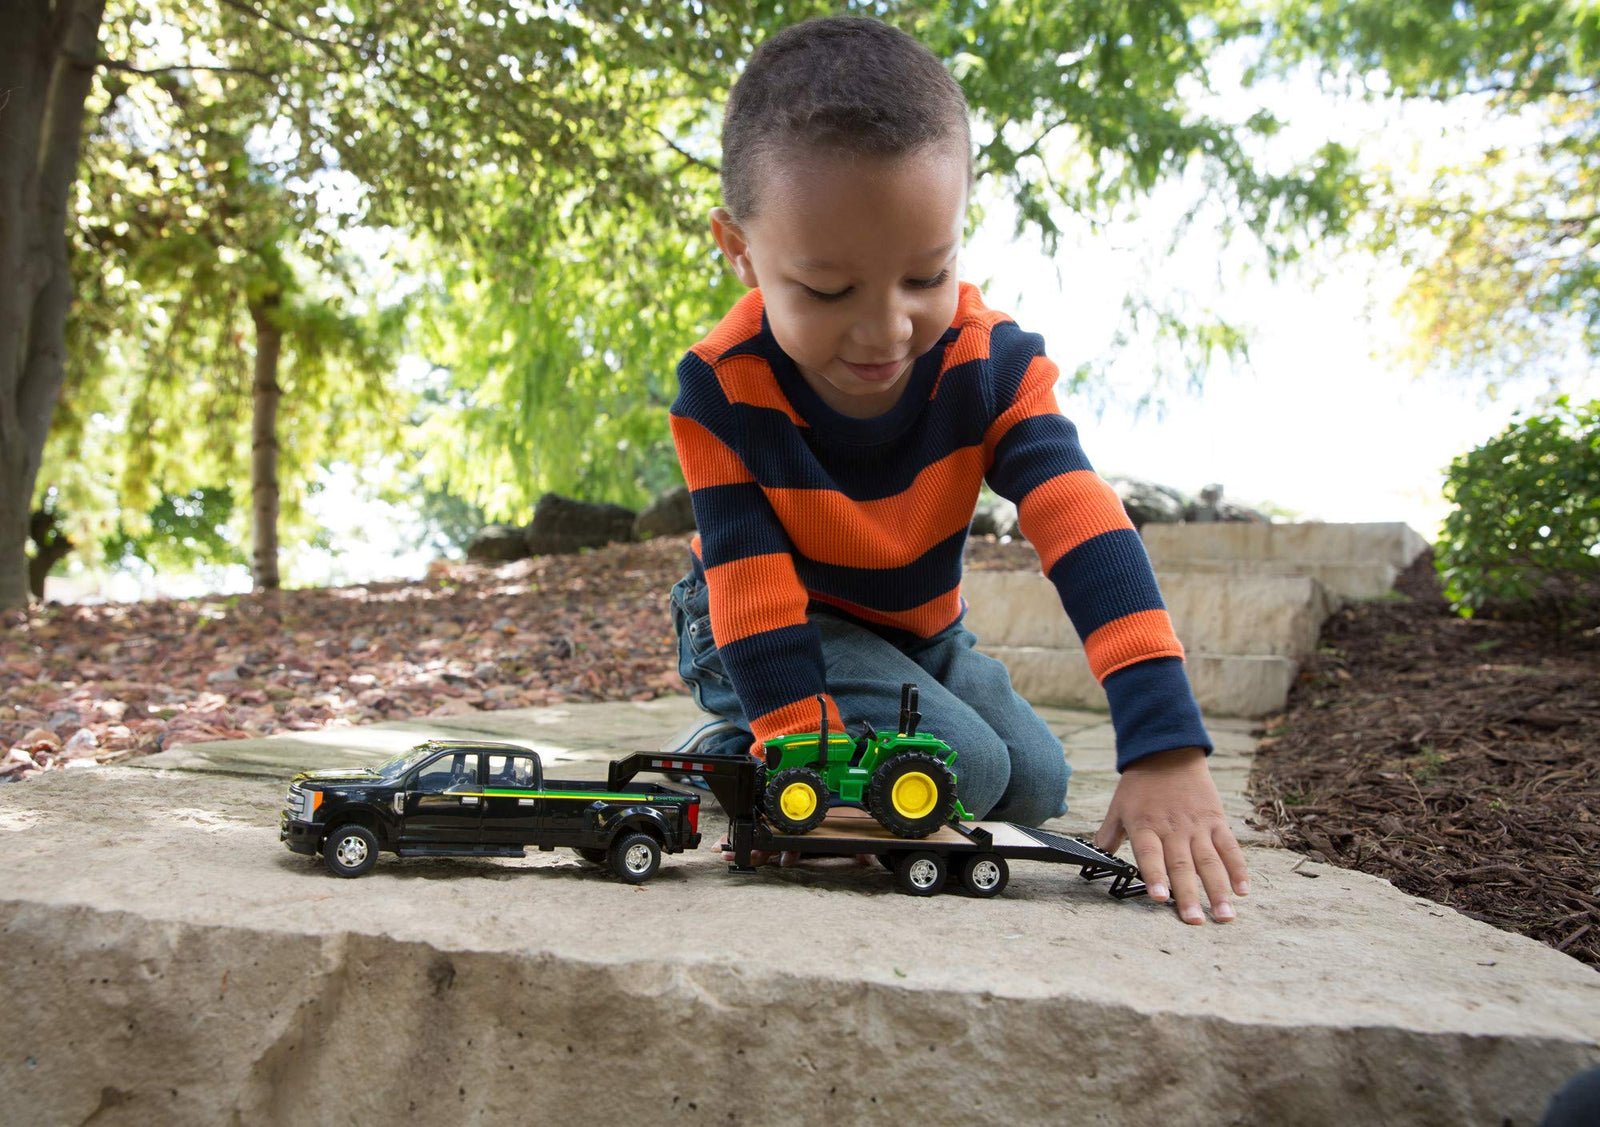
[668,15,1249,924]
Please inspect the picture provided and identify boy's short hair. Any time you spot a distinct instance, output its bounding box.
[721,15,971,221]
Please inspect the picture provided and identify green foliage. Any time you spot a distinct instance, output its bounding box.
[1252,0,1600,390]
[1436,397,1600,617]
[103,487,247,572]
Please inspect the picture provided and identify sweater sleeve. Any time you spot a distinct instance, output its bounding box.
[978,320,1211,770]
[670,352,846,745]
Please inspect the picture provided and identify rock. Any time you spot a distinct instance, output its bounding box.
[525,493,636,556]
[632,486,696,540]
[473,661,500,682]
[465,523,531,563]
[348,636,371,654]
[205,668,239,686]
[1106,475,1189,529]
[18,729,60,752]
[1185,483,1267,524]
[62,729,98,757]
[970,496,1019,538]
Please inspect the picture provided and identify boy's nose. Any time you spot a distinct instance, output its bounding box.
[852,294,914,353]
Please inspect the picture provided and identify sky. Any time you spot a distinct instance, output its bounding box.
[50,49,1595,601]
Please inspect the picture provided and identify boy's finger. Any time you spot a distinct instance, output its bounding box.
[1192,837,1235,923]
[1093,814,1125,855]
[1163,838,1205,924]
[1128,827,1167,902]
[1213,825,1252,896]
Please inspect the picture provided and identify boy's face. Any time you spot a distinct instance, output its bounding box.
[710,142,968,418]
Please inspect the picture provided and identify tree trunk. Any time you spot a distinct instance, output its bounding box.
[0,0,108,610]
[27,508,73,600]
[249,294,283,590]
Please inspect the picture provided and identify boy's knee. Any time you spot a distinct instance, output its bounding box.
[990,756,1071,827]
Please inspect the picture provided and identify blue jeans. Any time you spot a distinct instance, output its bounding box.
[668,570,1071,825]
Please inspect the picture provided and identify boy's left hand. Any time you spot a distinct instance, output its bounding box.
[1093,746,1250,925]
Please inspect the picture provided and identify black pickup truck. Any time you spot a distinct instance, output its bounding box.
[280,738,701,883]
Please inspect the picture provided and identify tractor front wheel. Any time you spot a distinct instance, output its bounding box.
[868,752,957,838]
[764,767,829,834]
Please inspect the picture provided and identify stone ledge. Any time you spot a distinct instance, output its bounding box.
[965,571,1336,658]
[988,645,1296,718]
[2,764,1597,1127]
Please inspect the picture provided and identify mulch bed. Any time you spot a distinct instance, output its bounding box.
[1249,556,1600,969]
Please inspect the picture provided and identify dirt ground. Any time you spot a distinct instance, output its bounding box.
[1248,556,1600,969]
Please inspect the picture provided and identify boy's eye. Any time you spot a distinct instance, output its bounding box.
[799,270,951,302]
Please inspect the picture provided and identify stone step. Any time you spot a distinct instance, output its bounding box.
[1152,558,1402,601]
[964,570,1335,658]
[985,645,1295,718]
[2,700,1596,1127]
[1140,522,1431,600]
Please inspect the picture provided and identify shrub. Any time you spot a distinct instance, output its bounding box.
[1436,397,1600,622]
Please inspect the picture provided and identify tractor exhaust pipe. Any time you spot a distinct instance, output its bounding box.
[898,683,921,737]
[817,694,828,761]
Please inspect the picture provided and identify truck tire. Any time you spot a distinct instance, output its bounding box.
[958,853,1010,898]
[894,850,947,896]
[574,847,608,865]
[868,752,957,838]
[323,824,379,878]
[764,767,829,835]
[609,831,661,884]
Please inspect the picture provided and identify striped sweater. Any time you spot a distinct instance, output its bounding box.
[669,282,1210,771]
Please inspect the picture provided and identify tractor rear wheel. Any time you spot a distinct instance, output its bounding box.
[764,767,829,835]
[867,752,957,838]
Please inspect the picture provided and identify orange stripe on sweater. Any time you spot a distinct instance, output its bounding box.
[808,589,963,639]
[931,285,1010,399]
[670,415,754,491]
[766,447,985,569]
[715,355,806,424]
[750,695,846,746]
[1084,609,1185,681]
[689,288,765,365]
[1016,470,1136,574]
[704,553,810,646]
[981,353,1060,457]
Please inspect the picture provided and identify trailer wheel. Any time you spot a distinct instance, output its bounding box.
[323,824,379,878]
[959,853,1009,898]
[609,831,661,883]
[573,847,608,865]
[868,752,957,838]
[764,767,829,834]
[894,850,947,896]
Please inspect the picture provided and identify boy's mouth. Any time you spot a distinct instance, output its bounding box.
[841,358,906,383]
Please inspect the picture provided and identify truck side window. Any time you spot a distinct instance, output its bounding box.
[416,753,479,794]
[488,753,540,790]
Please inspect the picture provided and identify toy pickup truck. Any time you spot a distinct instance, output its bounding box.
[279,737,701,883]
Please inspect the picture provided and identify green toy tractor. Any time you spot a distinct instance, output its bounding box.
[760,683,970,838]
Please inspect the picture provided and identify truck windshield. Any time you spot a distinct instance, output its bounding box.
[374,746,439,777]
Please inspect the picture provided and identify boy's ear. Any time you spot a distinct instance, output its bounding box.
[709,207,758,288]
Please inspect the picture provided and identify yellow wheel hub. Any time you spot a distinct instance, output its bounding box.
[891,771,938,820]
[779,781,818,821]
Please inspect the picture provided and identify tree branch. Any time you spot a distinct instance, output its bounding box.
[87,55,276,82]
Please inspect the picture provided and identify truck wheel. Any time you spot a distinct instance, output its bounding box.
[609,831,661,884]
[894,850,947,896]
[763,767,829,835]
[323,825,379,878]
[958,853,1010,898]
[574,847,609,865]
[868,752,957,838]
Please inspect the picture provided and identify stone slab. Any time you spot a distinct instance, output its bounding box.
[989,645,1297,718]
[3,757,1596,1127]
[964,570,1336,657]
[1141,522,1430,575]
[1152,559,1403,601]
